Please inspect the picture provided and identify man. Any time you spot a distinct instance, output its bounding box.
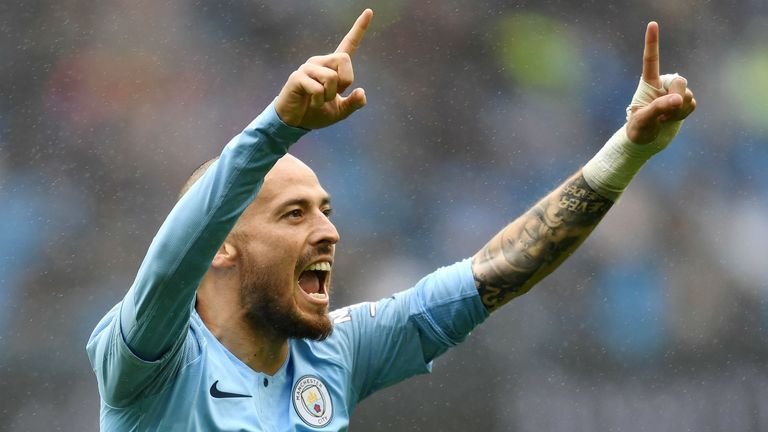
[87,9,696,431]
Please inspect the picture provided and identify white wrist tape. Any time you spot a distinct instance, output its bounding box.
[582,73,685,201]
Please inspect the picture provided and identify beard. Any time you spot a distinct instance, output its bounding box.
[238,249,333,341]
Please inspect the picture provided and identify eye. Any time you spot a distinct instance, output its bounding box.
[286,209,303,219]
[322,207,334,218]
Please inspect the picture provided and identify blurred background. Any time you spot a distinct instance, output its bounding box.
[1,0,767,430]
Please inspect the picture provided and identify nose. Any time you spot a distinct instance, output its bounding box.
[310,211,340,246]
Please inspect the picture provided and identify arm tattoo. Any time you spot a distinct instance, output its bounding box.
[472,172,614,312]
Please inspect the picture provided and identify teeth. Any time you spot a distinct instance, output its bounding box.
[309,293,328,300]
[304,262,332,272]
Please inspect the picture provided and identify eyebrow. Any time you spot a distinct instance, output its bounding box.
[274,195,332,212]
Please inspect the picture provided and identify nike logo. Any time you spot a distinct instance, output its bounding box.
[209,380,252,399]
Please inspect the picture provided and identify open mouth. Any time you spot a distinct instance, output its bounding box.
[297,261,331,304]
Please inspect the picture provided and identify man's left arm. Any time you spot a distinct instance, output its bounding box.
[473,171,612,311]
[472,22,697,312]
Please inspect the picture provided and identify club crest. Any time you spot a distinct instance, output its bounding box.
[293,375,333,427]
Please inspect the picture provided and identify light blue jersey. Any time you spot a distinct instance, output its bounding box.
[86,103,489,431]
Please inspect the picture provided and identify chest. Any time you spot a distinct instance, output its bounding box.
[142,344,353,431]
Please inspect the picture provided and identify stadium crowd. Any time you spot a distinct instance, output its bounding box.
[0,0,766,430]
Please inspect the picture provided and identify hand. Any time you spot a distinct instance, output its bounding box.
[275,9,373,130]
[626,22,697,144]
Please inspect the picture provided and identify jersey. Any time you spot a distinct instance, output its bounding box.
[86,102,489,431]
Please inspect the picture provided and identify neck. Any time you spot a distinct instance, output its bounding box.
[197,278,289,375]
[221,320,289,375]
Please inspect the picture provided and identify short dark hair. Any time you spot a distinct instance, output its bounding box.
[177,156,219,201]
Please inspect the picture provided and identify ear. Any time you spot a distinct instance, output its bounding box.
[211,241,239,269]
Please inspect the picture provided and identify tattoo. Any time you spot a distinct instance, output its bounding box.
[473,172,613,311]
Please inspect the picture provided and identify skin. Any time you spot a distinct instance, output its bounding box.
[275,9,373,129]
[472,21,697,312]
[626,22,697,144]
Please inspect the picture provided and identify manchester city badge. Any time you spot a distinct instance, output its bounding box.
[292,375,333,427]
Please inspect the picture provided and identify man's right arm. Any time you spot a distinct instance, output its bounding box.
[120,104,308,360]
[86,9,374,406]
[86,103,308,406]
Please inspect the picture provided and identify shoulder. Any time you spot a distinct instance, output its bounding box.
[330,301,380,326]
[290,303,382,366]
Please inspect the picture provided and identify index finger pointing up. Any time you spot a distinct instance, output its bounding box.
[642,21,661,87]
[335,9,373,56]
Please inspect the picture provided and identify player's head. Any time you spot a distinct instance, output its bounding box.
[183,154,338,341]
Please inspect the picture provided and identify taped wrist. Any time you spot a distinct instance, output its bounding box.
[582,73,684,201]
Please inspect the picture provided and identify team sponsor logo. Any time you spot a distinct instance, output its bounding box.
[209,380,252,399]
[292,375,333,427]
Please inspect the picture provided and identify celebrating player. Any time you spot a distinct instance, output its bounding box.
[87,10,695,430]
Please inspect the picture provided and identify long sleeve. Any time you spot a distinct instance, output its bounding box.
[329,258,490,405]
[86,102,308,407]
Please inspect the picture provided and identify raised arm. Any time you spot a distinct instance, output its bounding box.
[87,10,374,406]
[472,22,697,312]
[120,10,373,359]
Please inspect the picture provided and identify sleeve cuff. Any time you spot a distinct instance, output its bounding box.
[245,99,311,145]
[412,258,490,347]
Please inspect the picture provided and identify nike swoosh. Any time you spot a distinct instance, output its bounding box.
[209,380,252,399]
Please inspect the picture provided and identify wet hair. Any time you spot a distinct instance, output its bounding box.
[177,156,219,201]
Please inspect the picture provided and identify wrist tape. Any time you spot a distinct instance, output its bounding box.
[582,73,684,201]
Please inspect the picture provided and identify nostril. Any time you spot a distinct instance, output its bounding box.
[317,243,334,255]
